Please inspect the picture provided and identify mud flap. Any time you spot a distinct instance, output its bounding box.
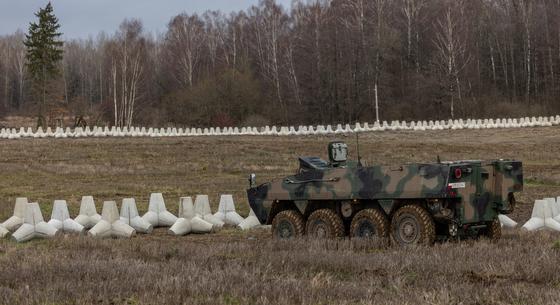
[378,199,394,215]
[294,200,307,215]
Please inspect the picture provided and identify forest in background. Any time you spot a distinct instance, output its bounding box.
[0,0,559,128]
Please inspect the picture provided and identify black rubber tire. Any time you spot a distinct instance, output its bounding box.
[271,210,305,239]
[484,218,502,241]
[306,209,345,238]
[350,208,389,240]
[390,204,436,246]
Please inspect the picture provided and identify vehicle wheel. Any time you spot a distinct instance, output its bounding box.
[484,218,501,240]
[272,210,305,239]
[306,209,345,238]
[350,209,389,240]
[391,204,435,246]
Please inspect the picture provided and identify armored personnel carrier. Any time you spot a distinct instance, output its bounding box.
[247,141,523,245]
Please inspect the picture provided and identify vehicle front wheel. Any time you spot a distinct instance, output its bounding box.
[390,204,435,246]
[272,210,305,239]
[306,209,345,238]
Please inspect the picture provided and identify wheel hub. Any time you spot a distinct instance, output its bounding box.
[278,220,294,239]
[313,220,329,238]
[358,221,375,237]
[398,215,419,243]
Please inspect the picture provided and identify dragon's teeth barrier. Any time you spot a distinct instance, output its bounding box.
[120,198,153,234]
[48,200,85,234]
[2,197,28,232]
[1,115,559,139]
[141,193,177,228]
[4,194,560,242]
[74,196,102,229]
[88,201,136,238]
[522,198,560,231]
[12,202,59,243]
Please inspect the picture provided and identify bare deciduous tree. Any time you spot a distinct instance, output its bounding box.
[108,20,146,127]
[433,2,470,118]
[166,14,205,88]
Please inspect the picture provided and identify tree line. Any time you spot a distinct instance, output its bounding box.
[0,0,558,128]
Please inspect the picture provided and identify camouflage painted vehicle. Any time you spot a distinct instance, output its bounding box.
[247,141,523,245]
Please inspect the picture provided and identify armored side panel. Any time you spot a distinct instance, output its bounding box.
[248,163,451,224]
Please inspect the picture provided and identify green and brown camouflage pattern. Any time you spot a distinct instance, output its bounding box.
[247,147,523,233]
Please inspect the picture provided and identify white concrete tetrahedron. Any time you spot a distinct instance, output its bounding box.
[522,199,560,231]
[141,193,177,227]
[12,202,59,242]
[2,197,28,231]
[190,216,214,233]
[194,195,212,216]
[74,196,102,229]
[120,198,153,234]
[194,195,224,228]
[169,197,215,236]
[48,200,85,234]
[556,197,560,222]
[178,197,195,219]
[0,225,9,238]
[213,195,228,221]
[224,211,244,226]
[169,218,192,236]
[89,201,136,238]
[238,209,262,230]
[214,195,244,226]
[498,214,517,229]
[218,195,236,213]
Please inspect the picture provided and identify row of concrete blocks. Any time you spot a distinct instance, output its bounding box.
[1,116,559,139]
[0,194,261,242]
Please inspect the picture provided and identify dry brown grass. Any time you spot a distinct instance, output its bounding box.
[0,127,560,304]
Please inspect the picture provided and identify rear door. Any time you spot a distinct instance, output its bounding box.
[474,165,495,222]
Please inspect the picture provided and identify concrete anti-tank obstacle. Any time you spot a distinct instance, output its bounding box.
[178,196,195,219]
[548,197,560,221]
[214,195,244,226]
[12,202,59,242]
[194,195,224,227]
[2,197,28,231]
[48,200,85,234]
[74,196,102,229]
[89,201,136,238]
[238,209,262,230]
[169,197,194,235]
[0,225,9,238]
[4,113,560,141]
[169,197,215,235]
[120,198,153,234]
[141,193,178,227]
[498,214,517,228]
[169,217,192,235]
[522,199,560,231]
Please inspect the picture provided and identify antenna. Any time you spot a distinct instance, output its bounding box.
[356,132,362,167]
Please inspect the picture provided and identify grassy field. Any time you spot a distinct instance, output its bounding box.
[0,127,559,304]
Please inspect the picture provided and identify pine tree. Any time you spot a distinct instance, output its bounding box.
[24,2,63,115]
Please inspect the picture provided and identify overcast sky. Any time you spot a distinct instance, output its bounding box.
[0,0,292,39]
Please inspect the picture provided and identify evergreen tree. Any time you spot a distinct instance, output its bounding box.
[24,2,63,114]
